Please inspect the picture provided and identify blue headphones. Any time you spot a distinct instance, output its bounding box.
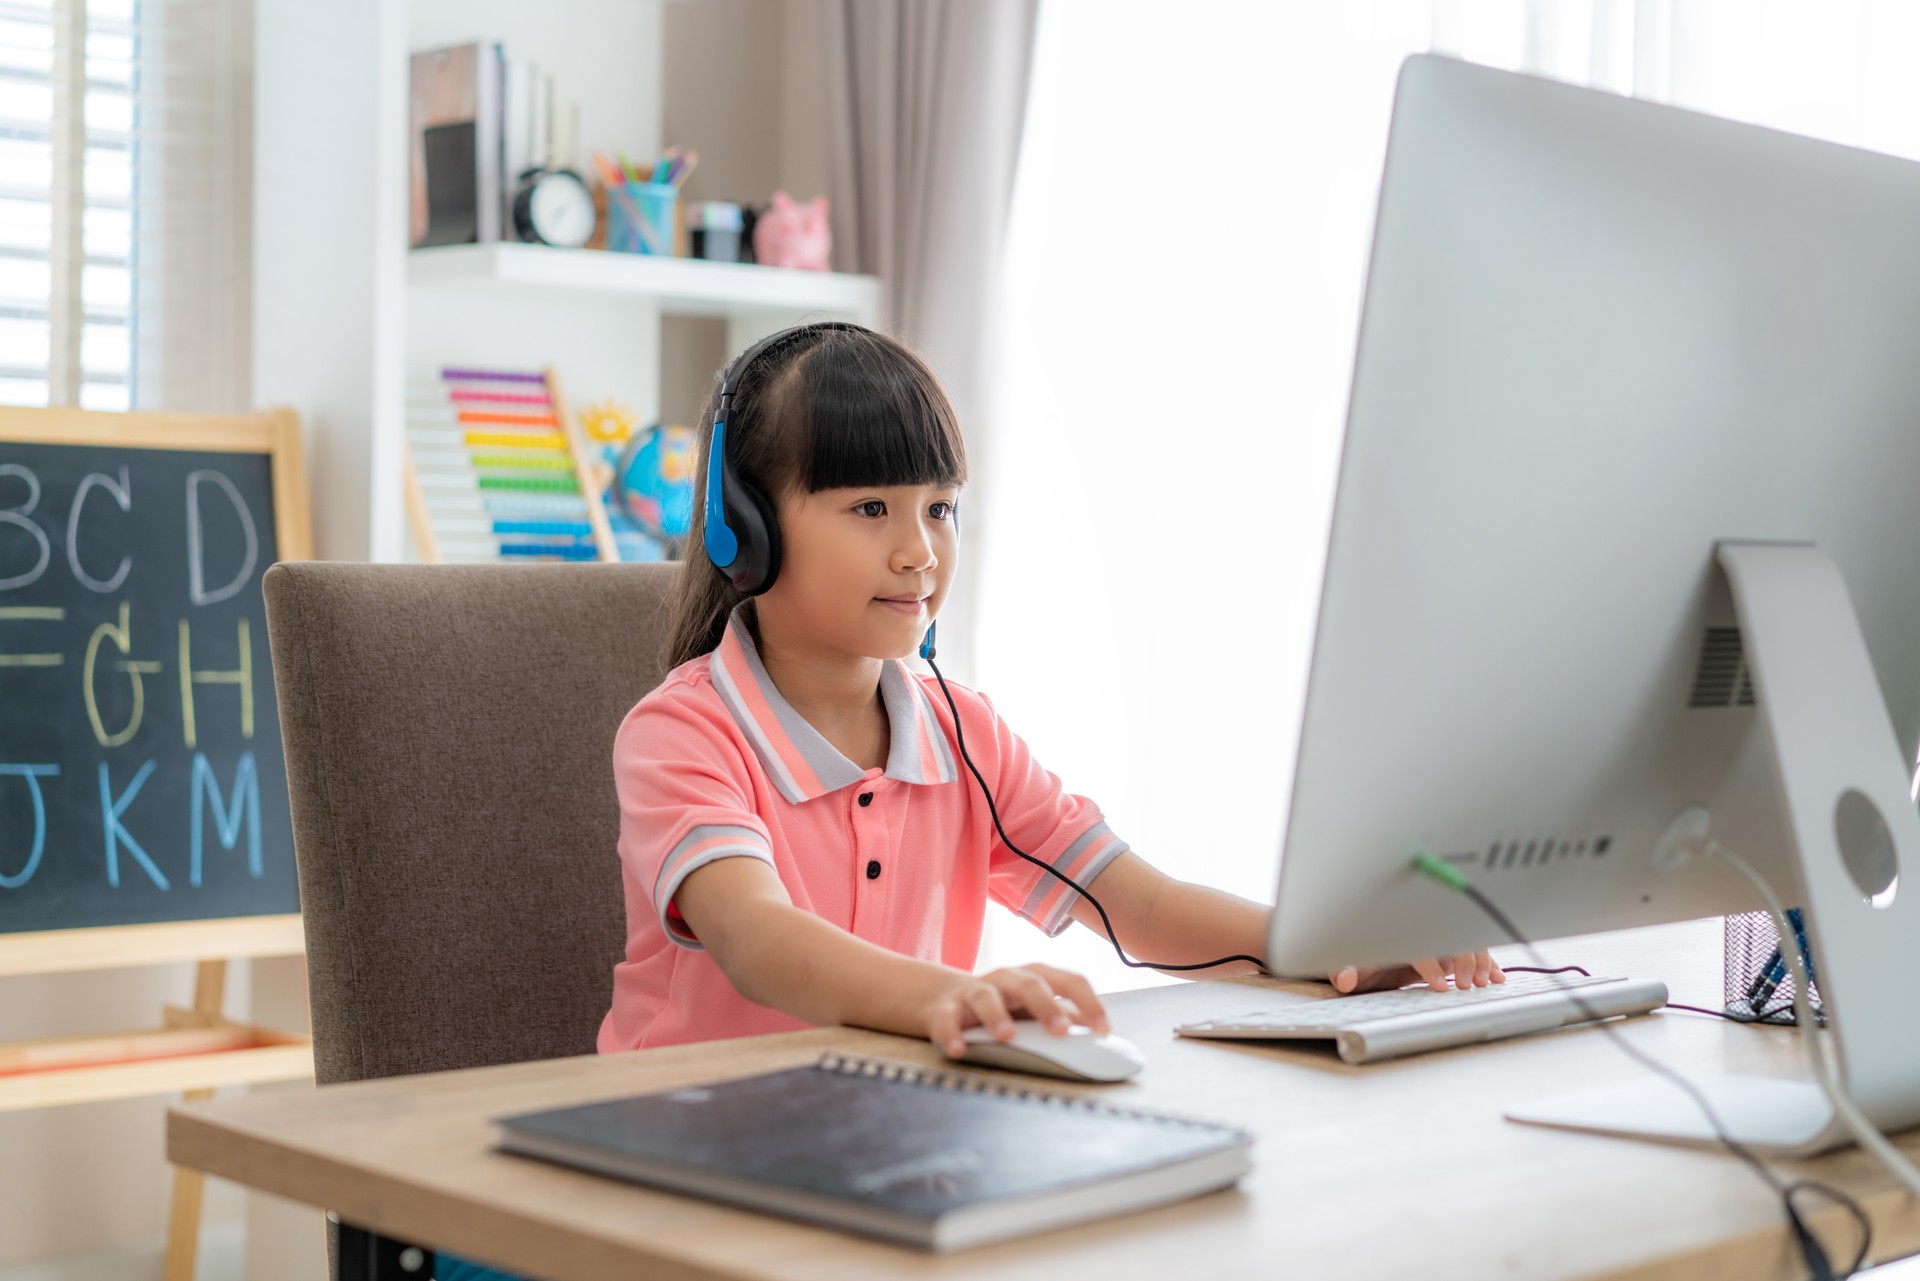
[703,321,940,662]
[703,321,865,596]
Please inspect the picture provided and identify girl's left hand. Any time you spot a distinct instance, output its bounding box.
[1328,951,1503,994]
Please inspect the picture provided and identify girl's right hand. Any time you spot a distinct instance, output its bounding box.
[925,964,1110,1059]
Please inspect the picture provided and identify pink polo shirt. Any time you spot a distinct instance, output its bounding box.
[595,604,1127,1053]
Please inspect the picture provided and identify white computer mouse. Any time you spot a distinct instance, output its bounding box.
[957,1022,1146,1082]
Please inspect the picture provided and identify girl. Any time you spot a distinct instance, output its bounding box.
[596,322,1502,1062]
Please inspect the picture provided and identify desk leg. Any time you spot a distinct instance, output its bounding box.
[335,1222,434,1281]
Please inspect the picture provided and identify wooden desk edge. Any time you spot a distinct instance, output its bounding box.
[158,960,1920,1281]
[166,1102,761,1281]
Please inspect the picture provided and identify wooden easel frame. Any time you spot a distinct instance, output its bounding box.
[0,406,316,1281]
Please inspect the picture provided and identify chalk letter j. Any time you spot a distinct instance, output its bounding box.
[0,764,60,889]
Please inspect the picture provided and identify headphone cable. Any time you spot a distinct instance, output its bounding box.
[926,656,1267,974]
[926,656,1868,1275]
[926,642,1871,1275]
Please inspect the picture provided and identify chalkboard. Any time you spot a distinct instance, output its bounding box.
[0,411,310,937]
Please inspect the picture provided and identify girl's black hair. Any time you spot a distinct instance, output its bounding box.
[664,325,968,668]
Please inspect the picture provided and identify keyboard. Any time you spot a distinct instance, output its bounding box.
[1175,972,1670,1064]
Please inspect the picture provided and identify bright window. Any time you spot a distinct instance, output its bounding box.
[0,0,137,410]
[978,1,1920,989]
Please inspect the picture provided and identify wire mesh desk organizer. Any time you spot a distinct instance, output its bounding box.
[1724,909,1824,1026]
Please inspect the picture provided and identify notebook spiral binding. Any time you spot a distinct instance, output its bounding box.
[814,1051,1251,1139]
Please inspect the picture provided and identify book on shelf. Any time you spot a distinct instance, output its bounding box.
[502,58,533,213]
[412,40,585,251]
[495,1051,1253,1252]
[408,41,503,247]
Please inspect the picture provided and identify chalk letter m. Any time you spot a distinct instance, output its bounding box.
[191,752,261,887]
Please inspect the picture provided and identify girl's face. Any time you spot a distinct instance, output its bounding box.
[762,481,960,661]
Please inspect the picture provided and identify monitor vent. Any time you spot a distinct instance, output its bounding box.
[1462,834,1614,871]
[1689,627,1756,708]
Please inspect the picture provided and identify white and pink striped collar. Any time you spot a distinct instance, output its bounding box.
[708,605,959,804]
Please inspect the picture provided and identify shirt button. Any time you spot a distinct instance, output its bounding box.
[866,860,882,879]
[857,792,874,807]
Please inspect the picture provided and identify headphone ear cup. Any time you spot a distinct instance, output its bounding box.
[727,478,782,595]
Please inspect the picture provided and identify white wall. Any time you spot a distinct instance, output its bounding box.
[973,3,1421,990]
[0,963,256,1273]
[254,0,409,565]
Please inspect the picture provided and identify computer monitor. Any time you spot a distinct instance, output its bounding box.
[1267,54,1920,1152]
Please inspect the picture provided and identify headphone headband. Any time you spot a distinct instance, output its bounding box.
[715,320,868,429]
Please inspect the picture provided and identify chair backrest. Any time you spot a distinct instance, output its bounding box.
[263,562,678,1084]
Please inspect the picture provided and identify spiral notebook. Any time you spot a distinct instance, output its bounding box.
[494,1051,1253,1251]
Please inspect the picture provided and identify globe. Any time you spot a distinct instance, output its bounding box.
[609,423,696,559]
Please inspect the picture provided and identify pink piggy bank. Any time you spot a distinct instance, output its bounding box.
[753,191,832,271]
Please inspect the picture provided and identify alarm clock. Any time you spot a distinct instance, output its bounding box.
[510,168,596,248]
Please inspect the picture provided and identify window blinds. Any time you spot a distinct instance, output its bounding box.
[0,0,246,413]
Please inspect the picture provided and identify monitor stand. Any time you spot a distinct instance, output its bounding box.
[1505,541,1920,1156]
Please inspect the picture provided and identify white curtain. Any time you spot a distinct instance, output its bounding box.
[824,0,1040,684]
[975,0,1920,988]
[132,0,252,414]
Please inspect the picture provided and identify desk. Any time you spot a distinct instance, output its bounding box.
[167,920,1920,1281]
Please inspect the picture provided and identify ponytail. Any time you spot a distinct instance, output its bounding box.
[663,418,746,668]
[663,559,743,671]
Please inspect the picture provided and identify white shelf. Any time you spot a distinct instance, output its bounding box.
[408,242,883,323]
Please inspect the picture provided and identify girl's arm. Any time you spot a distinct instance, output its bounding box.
[1063,852,1269,976]
[1064,852,1503,991]
[674,856,1110,1056]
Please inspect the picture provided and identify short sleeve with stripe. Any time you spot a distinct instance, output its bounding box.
[596,604,1128,1054]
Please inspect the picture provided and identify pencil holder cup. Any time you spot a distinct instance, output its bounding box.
[609,181,677,255]
[1722,909,1824,1025]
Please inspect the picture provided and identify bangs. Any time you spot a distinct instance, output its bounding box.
[794,335,968,493]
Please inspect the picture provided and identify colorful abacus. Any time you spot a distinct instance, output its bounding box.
[404,367,618,564]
